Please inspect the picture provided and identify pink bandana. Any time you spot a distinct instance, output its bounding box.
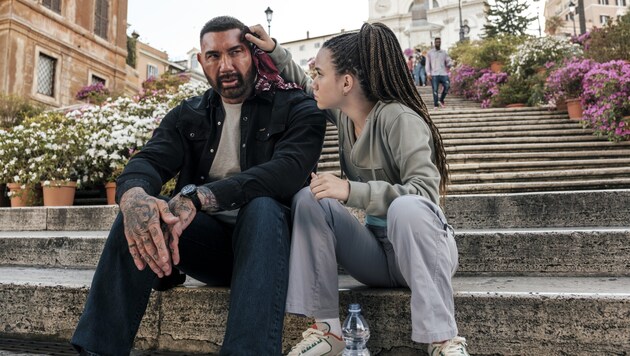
[252,46,302,94]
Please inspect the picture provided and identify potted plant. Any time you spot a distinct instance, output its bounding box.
[581,60,630,142]
[473,70,508,108]
[477,35,521,73]
[545,57,596,119]
[75,82,110,105]
[26,112,89,206]
[0,125,42,207]
[492,75,533,108]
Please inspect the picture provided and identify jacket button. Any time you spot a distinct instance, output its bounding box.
[200,176,205,180]
[242,116,248,121]
[189,133,195,138]
[210,149,215,153]
[242,144,246,148]
[217,121,222,126]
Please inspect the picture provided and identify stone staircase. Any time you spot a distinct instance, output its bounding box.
[2,92,630,355]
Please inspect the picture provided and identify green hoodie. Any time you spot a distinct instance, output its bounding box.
[269,45,440,218]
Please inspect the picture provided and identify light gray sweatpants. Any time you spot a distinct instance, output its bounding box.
[286,187,459,343]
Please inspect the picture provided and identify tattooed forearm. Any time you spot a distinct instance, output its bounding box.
[198,186,219,212]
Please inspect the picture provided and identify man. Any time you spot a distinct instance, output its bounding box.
[426,37,453,109]
[71,16,327,355]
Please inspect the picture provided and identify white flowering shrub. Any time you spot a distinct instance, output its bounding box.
[0,80,210,186]
[509,36,583,77]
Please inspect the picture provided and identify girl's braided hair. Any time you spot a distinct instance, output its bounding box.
[322,22,449,196]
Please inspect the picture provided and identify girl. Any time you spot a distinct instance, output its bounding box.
[247,22,469,356]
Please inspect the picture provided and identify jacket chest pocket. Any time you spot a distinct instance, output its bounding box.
[255,124,286,141]
[184,128,211,158]
[253,124,286,160]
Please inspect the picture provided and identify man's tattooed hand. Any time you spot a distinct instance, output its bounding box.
[120,187,179,277]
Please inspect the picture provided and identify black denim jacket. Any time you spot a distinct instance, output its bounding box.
[116,88,326,210]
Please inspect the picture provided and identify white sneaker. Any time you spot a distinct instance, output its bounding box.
[427,336,470,356]
[287,322,345,356]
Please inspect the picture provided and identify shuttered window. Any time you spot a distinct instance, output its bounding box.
[94,0,109,39]
[42,0,61,14]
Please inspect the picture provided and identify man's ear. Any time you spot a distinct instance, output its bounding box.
[196,52,202,64]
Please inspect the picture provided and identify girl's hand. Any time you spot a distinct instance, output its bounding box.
[309,172,350,202]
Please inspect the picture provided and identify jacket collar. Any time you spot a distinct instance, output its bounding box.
[204,85,274,109]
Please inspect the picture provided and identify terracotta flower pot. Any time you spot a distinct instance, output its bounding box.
[7,183,38,207]
[490,61,504,73]
[41,180,77,206]
[105,182,117,205]
[506,103,526,108]
[565,98,583,120]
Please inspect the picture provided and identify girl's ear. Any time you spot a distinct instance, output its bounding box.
[342,74,354,96]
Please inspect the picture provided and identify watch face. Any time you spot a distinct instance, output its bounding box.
[181,184,196,196]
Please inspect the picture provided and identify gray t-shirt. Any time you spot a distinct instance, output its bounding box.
[205,101,242,224]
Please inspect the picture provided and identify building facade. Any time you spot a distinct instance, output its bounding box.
[0,0,129,108]
[281,0,486,71]
[544,0,629,36]
[369,0,486,50]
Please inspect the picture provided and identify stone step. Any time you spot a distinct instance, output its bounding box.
[2,228,628,276]
[450,166,630,183]
[0,267,628,355]
[450,158,630,172]
[443,135,602,146]
[436,120,580,130]
[448,178,630,194]
[446,141,630,154]
[441,128,589,139]
[448,149,630,162]
[432,111,568,121]
[2,190,628,231]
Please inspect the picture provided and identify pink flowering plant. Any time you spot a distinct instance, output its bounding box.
[450,65,483,100]
[545,57,596,102]
[581,60,630,142]
[474,70,508,108]
[75,82,110,104]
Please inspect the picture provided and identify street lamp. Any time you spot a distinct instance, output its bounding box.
[265,7,273,36]
[458,0,465,42]
[568,1,577,36]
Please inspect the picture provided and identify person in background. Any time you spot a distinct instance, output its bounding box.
[414,50,427,87]
[246,22,469,356]
[426,37,453,109]
[407,55,415,77]
[71,15,326,356]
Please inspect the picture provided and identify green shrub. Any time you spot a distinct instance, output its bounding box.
[0,93,44,128]
[493,75,533,107]
[584,12,630,62]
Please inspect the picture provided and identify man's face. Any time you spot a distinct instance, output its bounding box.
[197,29,255,104]
[435,38,441,50]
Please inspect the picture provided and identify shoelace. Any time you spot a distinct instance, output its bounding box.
[288,328,327,354]
[430,336,468,356]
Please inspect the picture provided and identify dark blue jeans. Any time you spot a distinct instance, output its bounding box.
[71,197,291,355]
[431,75,450,107]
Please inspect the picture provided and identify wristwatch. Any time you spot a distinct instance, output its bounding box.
[180,184,202,211]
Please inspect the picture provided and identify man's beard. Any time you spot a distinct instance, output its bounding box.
[206,69,255,100]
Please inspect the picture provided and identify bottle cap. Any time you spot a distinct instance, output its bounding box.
[348,303,361,312]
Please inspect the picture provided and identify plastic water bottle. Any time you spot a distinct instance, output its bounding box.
[342,303,371,356]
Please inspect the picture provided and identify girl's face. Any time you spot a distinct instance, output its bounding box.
[312,48,346,110]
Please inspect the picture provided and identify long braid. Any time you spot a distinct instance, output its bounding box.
[323,23,450,197]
